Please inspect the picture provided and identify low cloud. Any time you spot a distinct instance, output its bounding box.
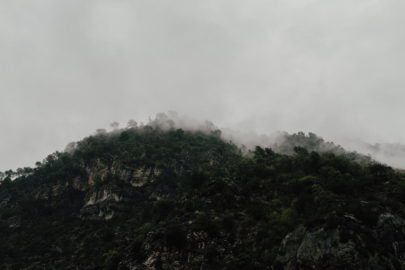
[1,1,405,170]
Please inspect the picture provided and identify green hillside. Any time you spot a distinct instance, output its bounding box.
[1,125,405,269]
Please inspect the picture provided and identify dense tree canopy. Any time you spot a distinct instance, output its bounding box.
[1,124,405,269]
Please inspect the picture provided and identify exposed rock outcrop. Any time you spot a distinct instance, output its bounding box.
[274,213,405,270]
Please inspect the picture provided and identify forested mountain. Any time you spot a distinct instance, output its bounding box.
[1,122,405,269]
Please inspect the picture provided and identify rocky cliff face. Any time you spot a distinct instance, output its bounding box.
[275,212,405,270]
[79,162,159,221]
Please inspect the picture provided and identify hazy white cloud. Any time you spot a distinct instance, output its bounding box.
[1,0,405,170]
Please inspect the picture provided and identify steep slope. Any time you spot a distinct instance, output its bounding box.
[1,126,405,269]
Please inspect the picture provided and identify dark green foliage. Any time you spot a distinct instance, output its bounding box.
[1,125,405,269]
[103,250,119,270]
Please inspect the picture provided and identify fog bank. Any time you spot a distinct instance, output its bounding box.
[1,0,405,170]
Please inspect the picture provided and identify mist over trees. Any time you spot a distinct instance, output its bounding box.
[1,111,403,184]
[89,112,374,165]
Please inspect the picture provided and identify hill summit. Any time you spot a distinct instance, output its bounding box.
[1,117,405,269]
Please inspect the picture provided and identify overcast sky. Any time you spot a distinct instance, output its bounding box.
[1,0,405,171]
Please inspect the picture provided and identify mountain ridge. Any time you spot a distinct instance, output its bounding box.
[1,121,405,269]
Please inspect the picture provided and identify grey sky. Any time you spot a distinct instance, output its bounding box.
[1,0,405,171]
